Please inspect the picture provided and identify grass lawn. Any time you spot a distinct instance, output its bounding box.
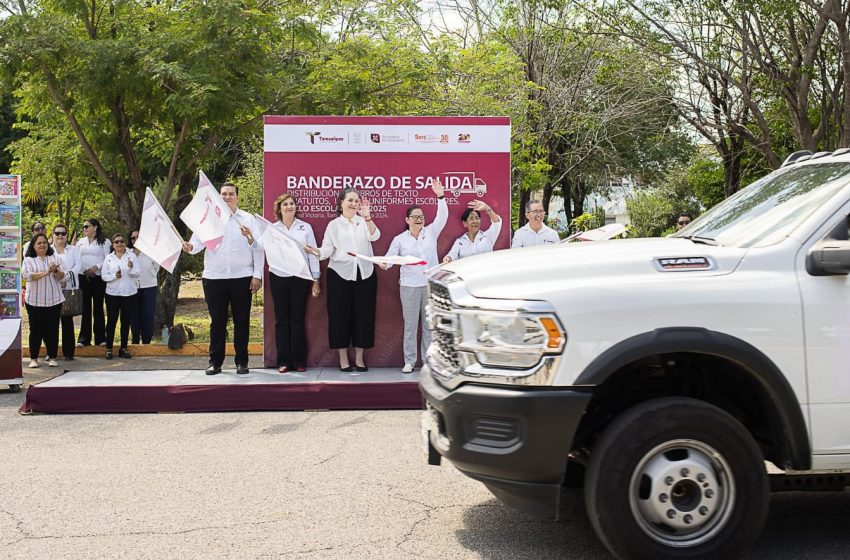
[173,279,264,343]
[22,278,265,344]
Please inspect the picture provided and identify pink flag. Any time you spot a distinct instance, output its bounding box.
[179,170,231,251]
[134,188,183,273]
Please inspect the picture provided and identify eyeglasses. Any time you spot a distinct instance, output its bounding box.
[678,220,691,226]
[83,224,91,229]
[408,215,425,221]
[33,225,45,231]
[53,231,67,236]
[113,239,126,244]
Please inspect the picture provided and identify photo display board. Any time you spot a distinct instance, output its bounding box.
[263,116,511,367]
[0,175,23,388]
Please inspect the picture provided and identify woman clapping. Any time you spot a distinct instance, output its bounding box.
[22,233,65,368]
[101,233,139,359]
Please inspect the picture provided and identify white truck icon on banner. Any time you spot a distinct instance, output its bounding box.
[441,172,488,197]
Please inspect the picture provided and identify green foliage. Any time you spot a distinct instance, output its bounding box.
[570,210,606,234]
[625,188,677,238]
[1,0,309,229]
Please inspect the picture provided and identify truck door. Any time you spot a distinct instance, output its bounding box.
[797,210,850,459]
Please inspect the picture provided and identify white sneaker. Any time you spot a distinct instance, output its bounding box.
[48,359,58,367]
[28,359,39,368]
[401,364,414,374]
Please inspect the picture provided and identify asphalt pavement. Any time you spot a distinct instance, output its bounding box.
[1,366,850,559]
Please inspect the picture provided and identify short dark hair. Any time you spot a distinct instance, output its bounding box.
[109,232,127,253]
[25,233,54,257]
[221,183,239,195]
[461,207,480,222]
[678,212,693,220]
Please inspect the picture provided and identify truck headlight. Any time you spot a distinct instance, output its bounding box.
[456,312,565,369]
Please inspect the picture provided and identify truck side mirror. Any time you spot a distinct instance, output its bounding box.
[808,215,850,275]
[808,241,850,275]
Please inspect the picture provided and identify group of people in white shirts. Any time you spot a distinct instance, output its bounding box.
[192,179,559,376]
[21,219,160,367]
[23,183,560,374]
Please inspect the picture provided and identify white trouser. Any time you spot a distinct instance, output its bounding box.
[399,285,429,366]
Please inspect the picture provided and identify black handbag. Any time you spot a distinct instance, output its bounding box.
[61,275,82,317]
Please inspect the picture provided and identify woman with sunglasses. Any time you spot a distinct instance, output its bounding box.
[129,230,160,345]
[22,233,65,368]
[101,233,139,359]
[76,218,110,347]
[380,179,447,374]
[51,224,80,360]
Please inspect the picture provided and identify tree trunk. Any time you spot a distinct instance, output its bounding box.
[541,182,555,216]
[518,188,530,227]
[722,143,743,198]
[154,174,194,330]
[572,183,586,221]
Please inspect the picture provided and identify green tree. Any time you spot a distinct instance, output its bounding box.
[1,0,316,326]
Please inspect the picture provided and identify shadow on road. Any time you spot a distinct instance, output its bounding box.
[455,491,612,559]
[749,492,850,559]
[456,490,850,560]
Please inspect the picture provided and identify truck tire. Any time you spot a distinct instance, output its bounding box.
[584,397,768,560]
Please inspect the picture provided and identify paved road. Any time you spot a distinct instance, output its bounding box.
[1,369,850,559]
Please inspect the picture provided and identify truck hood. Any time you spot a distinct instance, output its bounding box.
[440,237,749,301]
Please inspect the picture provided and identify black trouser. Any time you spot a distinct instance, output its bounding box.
[269,273,311,368]
[78,274,106,345]
[326,268,377,349]
[105,294,137,350]
[60,315,76,359]
[25,303,61,360]
[131,286,158,344]
[203,276,252,367]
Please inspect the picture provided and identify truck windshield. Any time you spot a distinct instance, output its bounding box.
[673,162,850,248]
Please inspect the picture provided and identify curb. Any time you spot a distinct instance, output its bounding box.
[23,343,264,358]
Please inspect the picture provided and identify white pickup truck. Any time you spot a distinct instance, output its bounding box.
[420,149,850,559]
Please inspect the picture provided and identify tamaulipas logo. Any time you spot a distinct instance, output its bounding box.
[305,132,345,144]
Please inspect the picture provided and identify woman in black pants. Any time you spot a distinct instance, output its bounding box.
[269,194,321,373]
[21,233,65,368]
[101,233,139,359]
[306,188,380,372]
[51,223,80,360]
[76,218,110,346]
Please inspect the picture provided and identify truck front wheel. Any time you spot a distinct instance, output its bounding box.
[584,397,768,560]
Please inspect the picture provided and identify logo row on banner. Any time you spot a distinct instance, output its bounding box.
[264,124,511,153]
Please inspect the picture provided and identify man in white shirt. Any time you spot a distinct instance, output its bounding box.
[512,199,560,248]
[183,184,264,375]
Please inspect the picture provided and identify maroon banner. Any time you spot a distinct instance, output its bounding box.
[263,116,511,368]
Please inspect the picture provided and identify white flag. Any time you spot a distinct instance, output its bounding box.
[135,188,183,274]
[255,215,313,281]
[179,170,231,251]
[348,252,428,266]
[576,223,627,241]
